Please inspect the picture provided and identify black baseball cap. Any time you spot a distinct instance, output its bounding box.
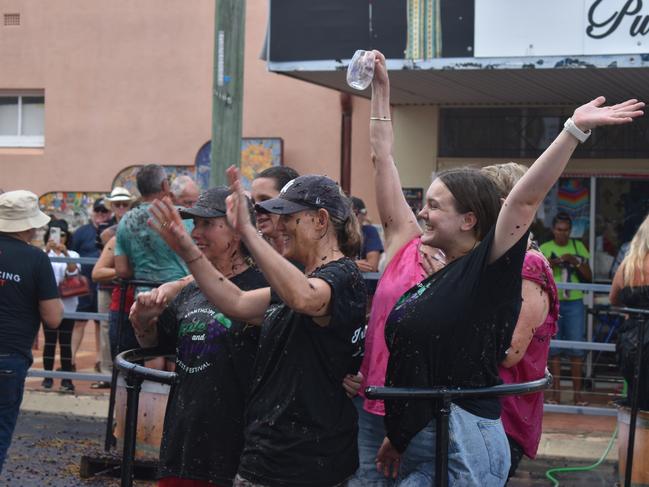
[93,198,109,213]
[179,186,254,221]
[255,175,351,221]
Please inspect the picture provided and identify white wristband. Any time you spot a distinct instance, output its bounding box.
[563,118,591,143]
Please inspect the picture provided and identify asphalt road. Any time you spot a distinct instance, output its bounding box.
[1,411,618,487]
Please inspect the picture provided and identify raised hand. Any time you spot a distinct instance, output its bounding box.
[225,166,253,234]
[371,50,389,89]
[148,197,198,261]
[572,97,644,131]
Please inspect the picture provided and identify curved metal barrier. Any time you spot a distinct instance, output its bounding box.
[609,306,649,487]
[114,348,177,487]
[104,279,164,454]
[365,372,553,487]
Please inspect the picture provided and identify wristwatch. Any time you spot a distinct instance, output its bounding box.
[564,118,591,143]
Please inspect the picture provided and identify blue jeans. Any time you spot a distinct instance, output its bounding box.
[0,354,29,473]
[550,299,586,358]
[397,403,510,487]
[348,397,395,487]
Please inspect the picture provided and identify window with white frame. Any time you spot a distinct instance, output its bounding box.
[0,93,45,147]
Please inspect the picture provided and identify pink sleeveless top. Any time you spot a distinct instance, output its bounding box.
[499,250,559,458]
[360,237,426,415]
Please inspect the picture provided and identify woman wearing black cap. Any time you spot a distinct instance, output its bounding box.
[148,167,366,487]
[131,187,267,487]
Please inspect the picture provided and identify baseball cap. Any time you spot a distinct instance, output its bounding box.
[93,198,109,213]
[179,186,255,221]
[255,175,350,221]
[0,190,51,232]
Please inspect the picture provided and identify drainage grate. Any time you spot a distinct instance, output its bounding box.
[4,13,20,26]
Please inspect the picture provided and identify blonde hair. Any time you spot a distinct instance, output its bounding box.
[622,213,649,286]
[481,162,528,198]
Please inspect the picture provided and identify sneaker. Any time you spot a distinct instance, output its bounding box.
[42,378,53,389]
[60,379,75,393]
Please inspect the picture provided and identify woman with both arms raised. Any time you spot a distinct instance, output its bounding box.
[369,49,643,486]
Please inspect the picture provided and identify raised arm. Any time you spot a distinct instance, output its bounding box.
[370,51,422,263]
[490,98,644,264]
[148,198,270,325]
[226,167,338,323]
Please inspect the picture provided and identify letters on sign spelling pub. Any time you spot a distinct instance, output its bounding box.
[587,0,649,39]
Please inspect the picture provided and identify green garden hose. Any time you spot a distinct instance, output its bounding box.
[544,425,618,486]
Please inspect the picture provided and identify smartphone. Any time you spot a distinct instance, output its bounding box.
[50,226,61,245]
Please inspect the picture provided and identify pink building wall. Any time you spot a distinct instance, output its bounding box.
[0,0,378,220]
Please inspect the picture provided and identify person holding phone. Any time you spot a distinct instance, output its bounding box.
[43,219,81,392]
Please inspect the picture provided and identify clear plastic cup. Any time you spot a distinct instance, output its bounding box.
[346,50,375,90]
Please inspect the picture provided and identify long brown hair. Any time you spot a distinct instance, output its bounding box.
[437,168,501,241]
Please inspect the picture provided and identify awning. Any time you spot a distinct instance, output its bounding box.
[268,54,649,106]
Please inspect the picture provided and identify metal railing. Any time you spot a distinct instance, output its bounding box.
[365,373,553,487]
[609,306,649,487]
[114,348,176,487]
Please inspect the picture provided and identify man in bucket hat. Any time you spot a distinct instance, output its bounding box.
[0,190,63,473]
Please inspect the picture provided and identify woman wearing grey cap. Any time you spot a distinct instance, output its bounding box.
[149,167,367,487]
[131,186,268,487]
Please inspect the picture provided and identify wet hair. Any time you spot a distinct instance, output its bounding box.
[331,189,362,258]
[481,162,528,199]
[136,164,167,197]
[436,168,501,241]
[255,166,300,192]
[552,211,572,228]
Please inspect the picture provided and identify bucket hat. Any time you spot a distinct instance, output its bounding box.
[0,190,51,232]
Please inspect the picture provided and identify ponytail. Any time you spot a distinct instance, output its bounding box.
[333,211,362,259]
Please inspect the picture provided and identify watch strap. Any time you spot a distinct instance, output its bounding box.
[564,117,591,143]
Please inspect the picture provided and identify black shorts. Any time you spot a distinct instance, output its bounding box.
[76,289,98,314]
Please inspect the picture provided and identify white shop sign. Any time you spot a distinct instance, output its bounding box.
[475,0,649,57]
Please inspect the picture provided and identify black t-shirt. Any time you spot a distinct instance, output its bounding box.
[384,229,528,453]
[238,258,367,487]
[0,234,59,362]
[156,266,267,485]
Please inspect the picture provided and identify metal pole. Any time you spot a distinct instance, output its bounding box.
[104,280,130,451]
[435,397,451,487]
[120,373,142,487]
[624,314,646,486]
[210,0,246,187]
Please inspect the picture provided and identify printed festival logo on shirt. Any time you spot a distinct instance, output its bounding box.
[176,308,233,374]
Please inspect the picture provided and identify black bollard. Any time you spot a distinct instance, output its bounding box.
[120,371,143,487]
